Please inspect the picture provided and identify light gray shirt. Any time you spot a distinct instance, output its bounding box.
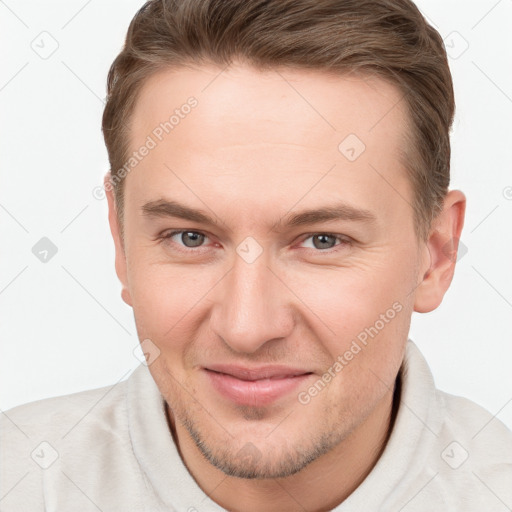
[1,340,511,511]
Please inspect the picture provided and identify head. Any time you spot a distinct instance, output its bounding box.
[102,0,465,479]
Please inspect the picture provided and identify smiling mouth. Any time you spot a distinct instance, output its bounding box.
[203,367,314,406]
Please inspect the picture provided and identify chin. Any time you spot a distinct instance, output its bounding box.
[180,412,345,480]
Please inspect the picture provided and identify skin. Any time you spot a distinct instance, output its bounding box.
[105,63,465,511]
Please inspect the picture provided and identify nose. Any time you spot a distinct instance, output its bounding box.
[209,249,295,354]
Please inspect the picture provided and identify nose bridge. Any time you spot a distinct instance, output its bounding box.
[211,250,293,353]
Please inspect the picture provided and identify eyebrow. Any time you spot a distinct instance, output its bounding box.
[142,199,216,225]
[141,199,377,230]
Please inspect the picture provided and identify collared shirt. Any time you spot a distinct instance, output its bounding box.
[1,340,511,511]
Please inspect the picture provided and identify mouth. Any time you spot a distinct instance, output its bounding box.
[203,365,314,406]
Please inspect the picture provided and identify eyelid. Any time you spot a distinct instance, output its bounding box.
[160,229,213,252]
[296,233,352,251]
[159,229,352,253]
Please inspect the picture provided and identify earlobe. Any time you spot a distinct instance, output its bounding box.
[413,190,466,313]
[121,287,133,307]
[104,173,133,308]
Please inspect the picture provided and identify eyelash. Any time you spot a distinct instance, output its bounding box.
[159,230,352,254]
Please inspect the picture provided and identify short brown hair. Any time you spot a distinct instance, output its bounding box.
[102,0,454,241]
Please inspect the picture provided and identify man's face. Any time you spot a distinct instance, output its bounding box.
[114,64,429,478]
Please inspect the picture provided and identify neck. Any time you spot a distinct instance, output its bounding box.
[167,375,401,512]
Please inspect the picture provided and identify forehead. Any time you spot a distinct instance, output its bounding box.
[131,63,409,148]
[125,64,413,232]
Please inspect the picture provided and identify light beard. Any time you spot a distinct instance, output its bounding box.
[160,363,400,481]
[172,402,352,480]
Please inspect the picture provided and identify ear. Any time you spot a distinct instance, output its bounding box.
[105,173,133,307]
[414,189,466,313]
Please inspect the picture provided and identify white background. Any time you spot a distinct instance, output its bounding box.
[1,0,511,431]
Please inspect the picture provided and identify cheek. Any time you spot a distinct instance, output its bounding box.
[127,260,219,348]
[284,259,412,329]
[279,251,416,364]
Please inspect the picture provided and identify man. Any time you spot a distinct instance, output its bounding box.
[1,0,511,510]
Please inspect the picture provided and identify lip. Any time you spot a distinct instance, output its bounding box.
[203,365,313,406]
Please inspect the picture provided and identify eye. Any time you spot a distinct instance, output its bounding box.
[159,230,350,254]
[299,233,350,251]
[162,230,209,249]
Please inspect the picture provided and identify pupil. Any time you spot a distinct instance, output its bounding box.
[313,234,335,250]
[182,232,204,247]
